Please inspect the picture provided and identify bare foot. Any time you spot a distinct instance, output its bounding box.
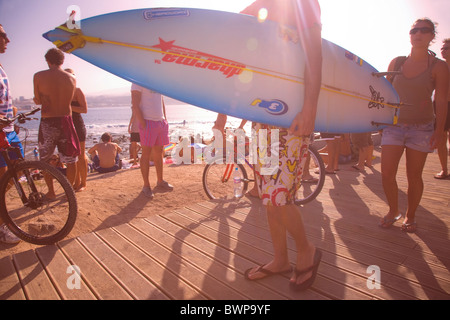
[44,192,57,201]
[245,260,291,281]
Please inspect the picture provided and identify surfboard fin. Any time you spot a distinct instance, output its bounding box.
[386,102,413,109]
[51,25,103,53]
[372,71,402,78]
[371,121,397,128]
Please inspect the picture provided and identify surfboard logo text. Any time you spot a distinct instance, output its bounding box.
[251,99,289,116]
[345,51,363,66]
[143,9,190,20]
[153,38,245,79]
[368,85,385,109]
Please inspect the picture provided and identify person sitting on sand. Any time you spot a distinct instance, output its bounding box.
[88,132,122,173]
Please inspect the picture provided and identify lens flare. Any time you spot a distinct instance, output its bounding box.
[257,8,268,22]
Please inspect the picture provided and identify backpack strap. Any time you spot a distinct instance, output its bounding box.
[394,56,407,71]
[389,56,407,83]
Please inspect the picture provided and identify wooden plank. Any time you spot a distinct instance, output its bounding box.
[201,200,450,277]
[77,232,169,300]
[114,220,248,299]
[35,244,96,300]
[57,238,132,300]
[12,250,60,300]
[191,199,450,299]
[145,214,311,300]
[162,207,371,300]
[95,227,207,300]
[0,256,25,300]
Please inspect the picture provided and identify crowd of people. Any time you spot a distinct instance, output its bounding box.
[0,0,448,293]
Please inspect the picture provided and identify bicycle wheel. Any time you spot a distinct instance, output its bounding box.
[295,146,325,205]
[0,160,77,245]
[202,159,248,200]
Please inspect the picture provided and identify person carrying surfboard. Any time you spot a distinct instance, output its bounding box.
[380,19,449,233]
[240,0,323,292]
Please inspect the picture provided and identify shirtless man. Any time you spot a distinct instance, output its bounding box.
[88,132,122,173]
[33,48,80,197]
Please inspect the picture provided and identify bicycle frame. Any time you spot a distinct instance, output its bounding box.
[0,131,37,206]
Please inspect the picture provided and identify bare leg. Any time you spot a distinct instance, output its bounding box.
[140,146,152,188]
[152,145,164,184]
[74,141,87,191]
[245,204,316,286]
[244,205,292,280]
[65,162,77,187]
[404,147,428,225]
[365,145,374,167]
[282,205,316,286]
[381,145,404,221]
[435,131,448,177]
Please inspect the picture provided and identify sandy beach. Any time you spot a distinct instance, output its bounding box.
[0,158,209,260]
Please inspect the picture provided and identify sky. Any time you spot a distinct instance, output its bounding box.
[0,0,449,99]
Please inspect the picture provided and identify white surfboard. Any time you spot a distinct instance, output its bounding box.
[43,8,400,133]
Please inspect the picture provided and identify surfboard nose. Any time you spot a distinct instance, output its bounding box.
[42,31,52,41]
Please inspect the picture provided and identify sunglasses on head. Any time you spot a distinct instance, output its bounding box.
[409,27,434,35]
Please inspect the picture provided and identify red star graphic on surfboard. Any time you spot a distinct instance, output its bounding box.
[151,38,245,79]
[152,38,240,62]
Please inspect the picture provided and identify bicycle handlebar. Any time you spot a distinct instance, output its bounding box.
[0,107,41,126]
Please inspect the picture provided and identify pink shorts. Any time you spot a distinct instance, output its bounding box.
[139,119,169,147]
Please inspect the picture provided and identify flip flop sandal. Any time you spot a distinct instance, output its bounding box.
[244,265,292,281]
[434,172,449,180]
[290,249,322,292]
[401,222,417,233]
[379,214,402,228]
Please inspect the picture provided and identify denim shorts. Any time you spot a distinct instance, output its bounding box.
[381,122,434,153]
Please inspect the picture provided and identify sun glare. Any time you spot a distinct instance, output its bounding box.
[257,8,268,22]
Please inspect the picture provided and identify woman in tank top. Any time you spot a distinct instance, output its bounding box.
[379,19,449,233]
[65,68,88,191]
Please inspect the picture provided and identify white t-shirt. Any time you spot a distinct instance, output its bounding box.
[131,83,164,121]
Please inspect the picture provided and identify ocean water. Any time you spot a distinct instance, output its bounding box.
[17,103,249,157]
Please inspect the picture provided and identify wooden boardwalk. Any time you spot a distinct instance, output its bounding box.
[0,152,449,300]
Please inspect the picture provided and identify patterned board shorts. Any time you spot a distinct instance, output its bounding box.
[38,116,80,164]
[255,126,310,207]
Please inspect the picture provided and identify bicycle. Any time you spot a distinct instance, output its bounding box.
[0,108,77,245]
[202,132,325,205]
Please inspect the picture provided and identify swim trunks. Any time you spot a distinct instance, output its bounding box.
[130,132,140,142]
[38,116,80,164]
[92,154,121,173]
[72,112,86,142]
[256,127,310,207]
[139,119,169,147]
